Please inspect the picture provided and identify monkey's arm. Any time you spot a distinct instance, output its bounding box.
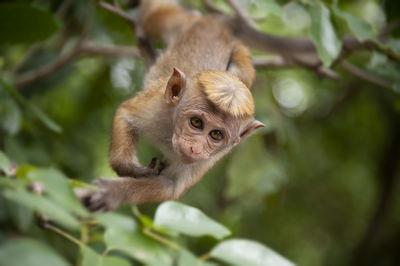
[83,175,176,212]
[110,99,159,177]
[227,41,256,88]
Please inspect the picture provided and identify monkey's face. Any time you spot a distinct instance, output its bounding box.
[172,107,239,164]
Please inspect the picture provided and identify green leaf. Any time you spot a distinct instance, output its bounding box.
[80,246,100,266]
[69,179,97,189]
[0,178,27,189]
[332,4,375,42]
[6,200,34,232]
[210,239,295,266]
[3,189,80,230]
[0,78,62,133]
[102,256,131,266]
[27,168,88,217]
[28,104,63,133]
[0,98,21,135]
[95,212,137,231]
[178,249,203,266]
[104,227,172,266]
[15,164,37,179]
[153,201,231,240]
[309,1,342,67]
[0,151,11,175]
[132,206,174,236]
[249,0,283,17]
[0,238,70,266]
[282,2,310,30]
[0,3,60,45]
[81,246,131,266]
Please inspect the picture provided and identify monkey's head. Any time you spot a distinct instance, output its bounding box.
[165,68,264,164]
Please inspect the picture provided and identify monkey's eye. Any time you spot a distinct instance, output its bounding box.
[209,130,223,141]
[190,117,203,129]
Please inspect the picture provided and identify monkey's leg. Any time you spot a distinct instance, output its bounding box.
[110,100,160,177]
[85,176,175,212]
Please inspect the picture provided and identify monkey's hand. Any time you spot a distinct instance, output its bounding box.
[118,157,166,178]
[81,178,125,212]
[147,157,167,174]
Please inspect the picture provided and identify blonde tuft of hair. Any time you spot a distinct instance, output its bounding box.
[197,70,254,117]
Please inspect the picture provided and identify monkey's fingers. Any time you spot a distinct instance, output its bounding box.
[87,191,112,212]
[156,160,167,174]
[85,178,123,212]
[148,157,159,169]
[88,198,107,212]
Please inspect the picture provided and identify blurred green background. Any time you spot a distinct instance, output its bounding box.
[1,0,400,265]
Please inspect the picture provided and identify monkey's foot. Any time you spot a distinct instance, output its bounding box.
[80,178,124,212]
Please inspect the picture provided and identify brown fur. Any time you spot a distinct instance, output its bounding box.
[82,0,262,211]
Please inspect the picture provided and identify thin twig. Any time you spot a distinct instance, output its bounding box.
[45,223,85,246]
[340,61,392,90]
[253,56,340,79]
[98,0,157,67]
[225,0,257,28]
[316,66,340,80]
[15,42,141,88]
[16,48,81,88]
[98,1,135,24]
[199,252,212,261]
[80,42,141,57]
[253,56,296,68]
[203,0,225,15]
[113,0,121,9]
[56,0,72,19]
[142,227,181,250]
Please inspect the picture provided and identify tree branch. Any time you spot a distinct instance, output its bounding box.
[98,1,135,24]
[253,56,296,68]
[202,0,225,15]
[253,56,340,79]
[15,43,141,88]
[80,42,140,57]
[16,48,81,88]
[340,61,393,90]
[221,0,398,87]
[225,0,399,61]
[225,0,257,28]
[98,0,157,67]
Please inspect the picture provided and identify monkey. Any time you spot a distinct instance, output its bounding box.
[82,0,264,212]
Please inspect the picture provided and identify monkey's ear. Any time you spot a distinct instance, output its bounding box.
[165,67,186,105]
[237,120,264,142]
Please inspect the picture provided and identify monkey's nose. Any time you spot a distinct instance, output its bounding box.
[190,146,202,155]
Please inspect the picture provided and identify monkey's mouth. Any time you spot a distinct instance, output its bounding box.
[172,134,197,164]
[177,149,197,164]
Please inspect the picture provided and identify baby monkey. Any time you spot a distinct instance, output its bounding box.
[83,0,264,211]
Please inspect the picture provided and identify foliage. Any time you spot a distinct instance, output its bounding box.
[0,154,293,265]
[1,0,400,266]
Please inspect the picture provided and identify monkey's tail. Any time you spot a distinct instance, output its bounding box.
[138,0,199,44]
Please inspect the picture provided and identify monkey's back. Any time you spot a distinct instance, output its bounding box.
[144,16,236,90]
